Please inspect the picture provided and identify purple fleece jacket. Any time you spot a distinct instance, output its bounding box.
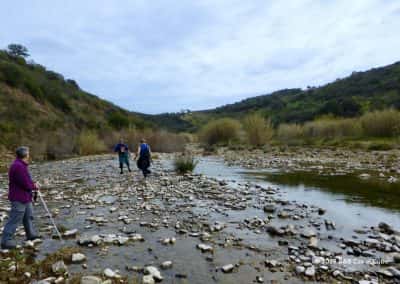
[8,159,36,203]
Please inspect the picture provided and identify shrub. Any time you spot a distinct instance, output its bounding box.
[242,113,273,146]
[303,117,361,139]
[277,123,304,143]
[174,153,198,174]
[199,118,240,146]
[108,112,130,129]
[0,63,24,87]
[360,109,400,137]
[77,131,106,156]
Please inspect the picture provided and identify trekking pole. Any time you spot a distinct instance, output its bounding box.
[37,190,64,242]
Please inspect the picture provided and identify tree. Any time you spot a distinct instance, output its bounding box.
[7,44,29,58]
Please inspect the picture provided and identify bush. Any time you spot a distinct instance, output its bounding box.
[174,153,198,174]
[242,113,273,146]
[360,109,400,137]
[199,118,240,146]
[108,112,130,129]
[77,131,106,155]
[277,123,304,143]
[0,63,24,87]
[303,117,361,139]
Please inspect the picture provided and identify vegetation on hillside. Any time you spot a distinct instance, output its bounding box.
[0,44,181,159]
[153,61,400,131]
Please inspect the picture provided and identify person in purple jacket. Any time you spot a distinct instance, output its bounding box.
[1,146,40,249]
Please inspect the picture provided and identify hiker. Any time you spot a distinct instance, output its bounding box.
[1,146,40,249]
[136,138,152,178]
[113,138,131,174]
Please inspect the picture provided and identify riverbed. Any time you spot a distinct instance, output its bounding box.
[0,154,399,283]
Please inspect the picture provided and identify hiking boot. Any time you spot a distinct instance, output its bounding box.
[1,240,17,250]
[128,168,132,172]
[27,235,41,241]
[120,170,123,174]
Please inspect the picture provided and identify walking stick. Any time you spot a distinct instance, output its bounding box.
[37,190,64,242]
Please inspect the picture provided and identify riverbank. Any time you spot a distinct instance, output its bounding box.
[221,146,400,182]
[0,153,399,283]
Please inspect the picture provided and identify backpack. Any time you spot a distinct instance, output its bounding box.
[140,143,150,158]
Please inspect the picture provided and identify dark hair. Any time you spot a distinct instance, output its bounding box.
[16,146,29,159]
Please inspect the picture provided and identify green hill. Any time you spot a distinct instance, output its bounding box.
[0,46,151,159]
[153,61,400,131]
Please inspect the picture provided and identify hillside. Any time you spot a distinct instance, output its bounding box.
[153,61,400,131]
[0,47,151,159]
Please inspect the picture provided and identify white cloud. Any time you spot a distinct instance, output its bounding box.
[1,0,399,113]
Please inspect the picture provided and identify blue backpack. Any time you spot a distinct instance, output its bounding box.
[140,143,150,158]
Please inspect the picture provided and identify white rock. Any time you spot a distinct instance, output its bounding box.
[161,261,173,269]
[296,266,305,274]
[104,268,116,278]
[145,266,163,281]
[305,266,315,277]
[197,243,213,252]
[222,264,235,273]
[71,253,86,263]
[142,275,155,284]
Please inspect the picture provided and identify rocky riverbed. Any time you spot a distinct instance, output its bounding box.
[0,153,400,283]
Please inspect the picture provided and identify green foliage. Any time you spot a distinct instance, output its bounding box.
[108,112,130,129]
[0,63,23,87]
[7,44,29,58]
[199,118,241,146]
[174,153,198,174]
[360,109,400,137]
[242,113,273,146]
[151,61,400,132]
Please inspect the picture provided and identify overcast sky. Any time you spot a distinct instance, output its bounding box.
[1,0,400,114]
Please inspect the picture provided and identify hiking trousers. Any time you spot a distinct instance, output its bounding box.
[1,201,37,246]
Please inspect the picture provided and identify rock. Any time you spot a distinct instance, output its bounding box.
[52,261,67,274]
[387,267,400,278]
[318,208,326,215]
[308,237,318,248]
[379,222,395,234]
[256,276,264,283]
[161,261,173,269]
[104,268,116,278]
[266,226,285,236]
[263,205,276,213]
[71,253,86,263]
[295,266,305,274]
[393,253,400,263]
[145,266,163,281]
[305,266,315,277]
[301,229,316,238]
[55,277,64,284]
[197,243,214,252]
[332,270,343,278]
[221,264,235,273]
[142,275,155,284]
[359,173,370,179]
[63,228,78,237]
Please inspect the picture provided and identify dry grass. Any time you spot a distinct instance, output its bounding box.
[198,118,241,146]
[360,109,400,137]
[242,113,274,146]
[77,130,107,155]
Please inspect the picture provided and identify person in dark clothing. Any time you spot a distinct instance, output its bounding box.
[1,146,41,249]
[113,139,131,174]
[136,139,152,178]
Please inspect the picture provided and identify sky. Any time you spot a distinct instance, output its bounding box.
[1,0,400,114]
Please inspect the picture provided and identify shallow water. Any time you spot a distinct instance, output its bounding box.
[194,157,400,240]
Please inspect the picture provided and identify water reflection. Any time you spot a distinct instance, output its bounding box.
[249,171,400,211]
